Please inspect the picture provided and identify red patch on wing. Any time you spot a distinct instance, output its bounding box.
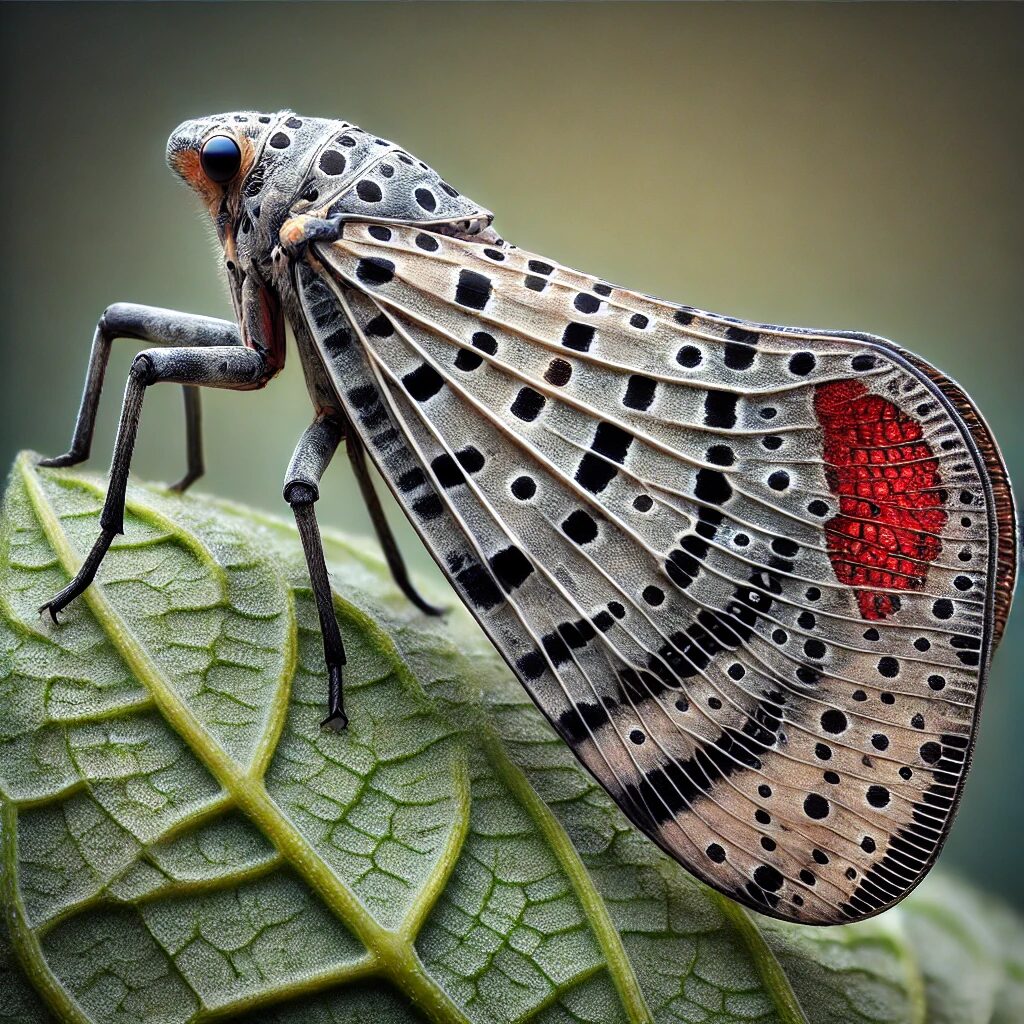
[814,379,947,620]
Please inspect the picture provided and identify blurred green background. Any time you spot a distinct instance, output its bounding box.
[1,3,1021,909]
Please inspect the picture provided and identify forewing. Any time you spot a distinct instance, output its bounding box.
[294,224,1015,925]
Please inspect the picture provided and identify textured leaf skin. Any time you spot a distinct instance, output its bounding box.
[0,452,1020,1024]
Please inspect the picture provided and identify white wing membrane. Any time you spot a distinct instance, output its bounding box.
[293,222,1008,924]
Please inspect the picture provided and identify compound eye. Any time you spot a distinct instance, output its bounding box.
[200,135,242,183]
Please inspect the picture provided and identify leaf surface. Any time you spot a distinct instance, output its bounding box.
[1,453,1020,1024]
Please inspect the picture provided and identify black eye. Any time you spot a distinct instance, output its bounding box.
[200,135,242,183]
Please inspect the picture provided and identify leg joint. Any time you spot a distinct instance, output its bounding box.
[285,481,319,507]
[129,352,156,385]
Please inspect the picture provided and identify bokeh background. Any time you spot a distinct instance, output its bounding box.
[2,3,1021,909]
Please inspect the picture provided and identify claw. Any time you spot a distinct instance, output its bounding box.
[38,451,85,469]
[320,710,349,732]
[38,600,62,625]
[168,472,200,494]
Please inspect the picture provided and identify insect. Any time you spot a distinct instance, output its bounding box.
[38,110,1017,926]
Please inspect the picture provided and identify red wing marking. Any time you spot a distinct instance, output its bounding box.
[814,379,948,620]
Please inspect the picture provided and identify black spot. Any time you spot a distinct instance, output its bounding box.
[269,132,290,149]
[545,358,573,386]
[415,232,439,252]
[562,510,598,545]
[402,363,444,402]
[258,115,272,124]
[919,741,941,764]
[768,471,790,491]
[525,276,547,292]
[511,387,545,422]
[630,313,649,329]
[821,709,848,734]
[709,697,723,710]
[431,454,465,489]
[489,546,534,591]
[366,314,394,338]
[707,445,734,467]
[862,836,877,853]
[608,601,626,619]
[914,637,931,652]
[804,639,826,659]
[866,785,890,808]
[798,612,816,630]
[623,375,657,411]
[754,865,784,892]
[707,843,726,863]
[807,500,829,516]
[412,494,443,521]
[454,330,498,372]
[852,354,877,371]
[397,467,425,492]
[758,784,772,798]
[674,309,695,325]
[594,283,613,297]
[575,454,617,493]
[338,134,356,146]
[319,150,346,175]
[456,446,485,474]
[676,345,702,368]
[813,849,829,865]
[380,164,394,178]
[880,692,895,704]
[562,322,596,352]
[871,733,890,751]
[592,422,633,463]
[574,292,601,314]
[455,270,491,310]
[633,495,653,512]
[953,575,973,592]
[762,435,783,451]
[593,610,614,632]
[759,407,777,420]
[528,260,554,275]
[804,794,830,819]
[367,224,391,242]
[557,701,611,742]
[824,770,840,784]
[356,180,382,203]
[285,116,302,128]
[642,585,665,606]
[789,352,816,375]
[727,663,745,680]
[863,627,880,641]
[629,729,645,745]
[877,657,899,678]
[703,390,737,428]
[516,651,546,680]
[755,808,771,824]
[932,599,953,619]
[511,475,536,500]
[773,629,788,644]
[927,675,946,691]
[911,713,925,730]
[356,257,395,286]
[724,342,755,370]
[694,469,733,505]
[414,188,437,212]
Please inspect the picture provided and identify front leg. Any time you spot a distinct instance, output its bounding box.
[40,303,240,492]
[39,345,269,622]
[282,415,348,731]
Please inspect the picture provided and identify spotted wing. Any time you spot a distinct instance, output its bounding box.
[293,223,1016,925]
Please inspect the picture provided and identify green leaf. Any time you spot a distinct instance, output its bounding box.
[1,451,1020,1024]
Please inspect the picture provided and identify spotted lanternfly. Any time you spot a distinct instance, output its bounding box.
[38,110,1018,926]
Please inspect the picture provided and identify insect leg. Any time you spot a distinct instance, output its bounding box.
[39,345,269,622]
[346,429,445,617]
[40,303,240,493]
[283,415,348,731]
